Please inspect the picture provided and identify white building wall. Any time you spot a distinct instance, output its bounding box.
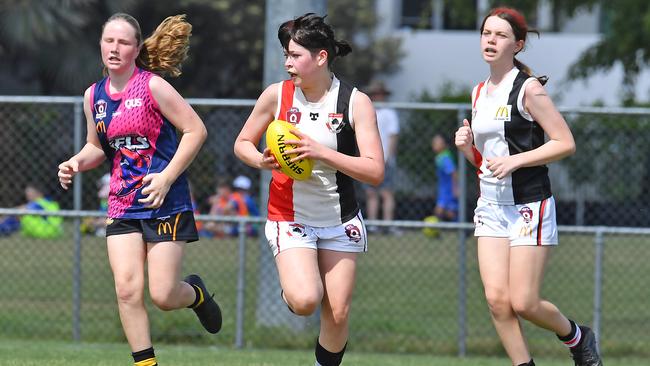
[376,2,647,106]
[382,30,648,106]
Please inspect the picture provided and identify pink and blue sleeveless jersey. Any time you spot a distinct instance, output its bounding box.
[89,68,192,219]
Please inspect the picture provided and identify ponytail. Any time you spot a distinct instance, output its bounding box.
[137,14,192,77]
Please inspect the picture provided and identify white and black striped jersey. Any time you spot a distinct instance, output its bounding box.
[268,76,360,227]
[470,67,552,205]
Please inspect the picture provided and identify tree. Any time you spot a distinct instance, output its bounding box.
[327,0,403,89]
[0,0,402,98]
[493,1,650,105]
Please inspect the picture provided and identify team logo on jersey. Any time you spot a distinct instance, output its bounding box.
[309,112,319,121]
[124,98,143,109]
[286,223,306,237]
[109,136,151,151]
[94,99,107,119]
[345,224,361,243]
[286,107,301,125]
[326,113,345,133]
[494,105,512,121]
[115,148,151,197]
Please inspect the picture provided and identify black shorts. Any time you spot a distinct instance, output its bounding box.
[105,211,199,243]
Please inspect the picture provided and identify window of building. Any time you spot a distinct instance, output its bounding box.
[400,0,477,30]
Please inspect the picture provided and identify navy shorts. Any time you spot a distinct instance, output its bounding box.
[105,211,199,243]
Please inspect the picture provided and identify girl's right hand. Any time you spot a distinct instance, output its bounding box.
[58,159,79,190]
[260,148,281,170]
[455,119,474,152]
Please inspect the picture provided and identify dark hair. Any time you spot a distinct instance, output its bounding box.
[278,13,352,69]
[480,7,548,85]
[102,13,192,77]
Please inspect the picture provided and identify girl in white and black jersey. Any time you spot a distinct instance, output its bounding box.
[455,7,602,366]
[234,13,383,366]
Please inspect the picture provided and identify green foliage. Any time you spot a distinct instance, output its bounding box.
[0,0,403,98]
[327,0,404,88]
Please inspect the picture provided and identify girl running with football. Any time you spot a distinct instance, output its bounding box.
[234,13,384,366]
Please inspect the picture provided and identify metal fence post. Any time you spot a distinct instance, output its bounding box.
[593,229,604,349]
[72,101,83,342]
[456,108,468,357]
[235,220,247,348]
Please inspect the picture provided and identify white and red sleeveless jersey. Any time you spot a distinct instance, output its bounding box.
[268,76,360,227]
[470,67,552,205]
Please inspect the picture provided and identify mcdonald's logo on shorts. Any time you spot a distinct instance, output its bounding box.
[494,105,512,121]
[96,121,106,134]
[519,225,533,237]
[158,222,172,236]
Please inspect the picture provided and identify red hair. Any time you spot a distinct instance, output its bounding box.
[480,7,547,84]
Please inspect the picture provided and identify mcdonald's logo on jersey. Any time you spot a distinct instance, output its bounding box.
[158,222,172,235]
[96,121,106,134]
[494,105,512,121]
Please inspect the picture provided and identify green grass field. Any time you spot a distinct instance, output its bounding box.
[1,225,649,359]
[1,339,648,366]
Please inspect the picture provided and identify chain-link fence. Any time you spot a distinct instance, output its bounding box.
[1,96,649,358]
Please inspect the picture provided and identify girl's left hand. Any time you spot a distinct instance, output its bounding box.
[138,173,172,209]
[486,156,520,179]
[284,129,327,162]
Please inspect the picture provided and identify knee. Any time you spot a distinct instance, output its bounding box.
[114,279,143,305]
[484,289,512,318]
[511,296,539,319]
[286,291,321,316]
[149,285,177,311]
[325,302,350,327]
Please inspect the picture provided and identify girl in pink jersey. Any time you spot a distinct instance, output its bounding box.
[455,7,602,366]
[57,13,221,366]
[234,13,383,366]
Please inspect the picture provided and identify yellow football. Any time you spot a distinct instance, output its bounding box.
[265,119,313,181]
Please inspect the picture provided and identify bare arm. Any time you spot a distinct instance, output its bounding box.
[233,83,281,170]
[519,80,576,165]
[57,87,106,189]
[485,80,575,179]
[149,76,207,182]
[137,76,207,208]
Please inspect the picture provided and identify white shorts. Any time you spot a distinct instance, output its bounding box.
[473,196,558,246]
[265,213,368,257]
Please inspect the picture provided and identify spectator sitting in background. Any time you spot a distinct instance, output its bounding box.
[231,175,260,236]
[81,173,110,236]
[204,178,236,238]
[0,184,63,238]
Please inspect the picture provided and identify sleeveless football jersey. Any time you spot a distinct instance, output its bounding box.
[268,76,360,227]
[89,68,192,219]
[470,67,552,205]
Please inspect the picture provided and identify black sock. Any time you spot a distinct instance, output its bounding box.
[315,340,347,366]
[516,359,535,366]
[557,319,581,347]
[132,347,157,366]
[187,284,203,309]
